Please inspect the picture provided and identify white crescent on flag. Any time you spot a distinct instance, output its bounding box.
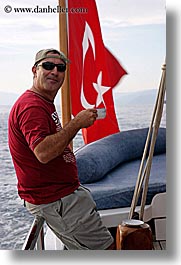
[80,22,111,109]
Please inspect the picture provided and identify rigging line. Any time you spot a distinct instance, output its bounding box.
[139,65,166,220]
[129,82,164,219]
[129,61,166,219]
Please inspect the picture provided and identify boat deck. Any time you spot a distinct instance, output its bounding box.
[22,218,166,250]
[22,193,166,251]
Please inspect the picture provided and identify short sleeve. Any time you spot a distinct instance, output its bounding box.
[19,106,52,151]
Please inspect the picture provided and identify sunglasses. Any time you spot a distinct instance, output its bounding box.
[38,61,66,72]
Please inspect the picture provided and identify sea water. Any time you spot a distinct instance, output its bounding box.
[0,103,166,249]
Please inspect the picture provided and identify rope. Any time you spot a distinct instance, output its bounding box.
[128,61,166,220]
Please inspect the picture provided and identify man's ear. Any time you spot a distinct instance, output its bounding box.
[32,65,37,78]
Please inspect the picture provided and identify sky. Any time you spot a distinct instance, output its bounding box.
[0,0,166,95]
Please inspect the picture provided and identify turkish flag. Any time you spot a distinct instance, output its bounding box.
[68,0,127,144]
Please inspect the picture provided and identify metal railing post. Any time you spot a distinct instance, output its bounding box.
[22,217,45,250]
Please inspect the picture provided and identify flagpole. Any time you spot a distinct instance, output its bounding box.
[58,0,72,127]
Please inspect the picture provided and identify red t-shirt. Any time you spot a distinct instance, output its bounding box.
[8,90,80,204]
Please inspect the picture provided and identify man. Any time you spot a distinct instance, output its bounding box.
[8,48,115,250]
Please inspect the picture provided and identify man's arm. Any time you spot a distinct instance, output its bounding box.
[34,109,97,164]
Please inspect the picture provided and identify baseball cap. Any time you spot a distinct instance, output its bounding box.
[34,48,70,65]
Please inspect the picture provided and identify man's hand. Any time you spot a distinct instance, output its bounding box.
[74,109,98,129]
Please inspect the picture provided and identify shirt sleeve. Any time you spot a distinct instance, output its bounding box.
[19,105,52,151]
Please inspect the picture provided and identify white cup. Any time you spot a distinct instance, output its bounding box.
[96,108,106,120]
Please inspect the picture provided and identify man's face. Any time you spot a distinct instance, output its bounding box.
[32,53,66,100]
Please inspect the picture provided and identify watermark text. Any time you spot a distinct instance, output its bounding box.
[4,5,88,14]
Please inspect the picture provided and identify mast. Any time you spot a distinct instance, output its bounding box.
[58,0,72,128]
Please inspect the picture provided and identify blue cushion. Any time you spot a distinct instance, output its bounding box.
[75,128,166,184]
[84,153,166,210]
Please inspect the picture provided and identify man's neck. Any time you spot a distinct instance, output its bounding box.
[30,86,55,103]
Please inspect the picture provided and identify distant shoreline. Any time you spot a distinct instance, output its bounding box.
[0,89,158,106]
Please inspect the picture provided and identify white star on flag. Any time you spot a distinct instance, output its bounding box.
[93,71,111,107]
